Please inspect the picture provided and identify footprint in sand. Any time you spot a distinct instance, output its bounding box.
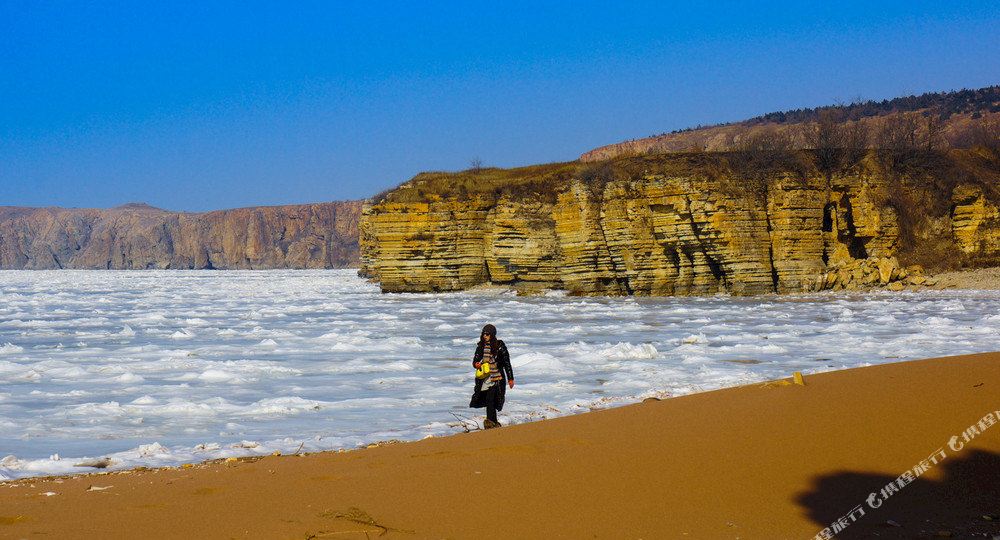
[312,507,415,537]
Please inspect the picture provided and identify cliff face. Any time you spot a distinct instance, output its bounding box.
[360,151,1000,295]
[0,201,363,270]
[951,185,1000,260]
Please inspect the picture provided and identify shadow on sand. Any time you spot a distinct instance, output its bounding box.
[796,448,1000,539]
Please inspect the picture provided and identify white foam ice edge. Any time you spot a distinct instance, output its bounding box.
[0,370,751,482]
[2,269,1000,480]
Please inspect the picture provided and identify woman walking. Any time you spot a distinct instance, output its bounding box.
[469,324,514,429]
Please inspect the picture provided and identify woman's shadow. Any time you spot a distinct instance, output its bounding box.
[796,448,1000,539]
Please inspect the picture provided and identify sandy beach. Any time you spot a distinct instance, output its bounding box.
[932,267,1000,290]
[2,352,998,539]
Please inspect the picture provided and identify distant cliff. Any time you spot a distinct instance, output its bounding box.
[359,150,1000,295]
[0,201,362,269]
[581,86,1000,162]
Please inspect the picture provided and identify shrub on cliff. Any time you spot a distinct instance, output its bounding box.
[805,110,870,175]
[373,162,580,204]
[875,148,1000,270]
[726,127,806,200]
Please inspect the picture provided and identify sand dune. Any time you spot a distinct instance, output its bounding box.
[2,352,999,539]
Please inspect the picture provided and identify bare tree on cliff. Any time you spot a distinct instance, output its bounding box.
[843,120,870,168]
[968,117,1000,152]
[924,107,947,151]
[806,109,846,176]
[729,126,796,200]
[874,113,923,171]
[875,113,921,152]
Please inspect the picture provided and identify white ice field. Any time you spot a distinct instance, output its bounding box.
[1,269,998,479]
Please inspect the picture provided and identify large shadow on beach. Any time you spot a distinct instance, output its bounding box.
[796,449,1000,539]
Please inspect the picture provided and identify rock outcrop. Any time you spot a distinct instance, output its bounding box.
[360,151,1000,295]
[951,185,1000,262]
[0,201,362,269]
[818,256,940,291]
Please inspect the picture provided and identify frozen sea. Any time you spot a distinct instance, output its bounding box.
[1,269,998,479]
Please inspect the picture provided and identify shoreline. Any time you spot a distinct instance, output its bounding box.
[0,336,985,483]
[4,264,999,289]
[2,352,999,538]
[409,265,1000,295]
[4,270,999,485]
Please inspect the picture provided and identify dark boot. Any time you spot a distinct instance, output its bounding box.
[486,403,499,429]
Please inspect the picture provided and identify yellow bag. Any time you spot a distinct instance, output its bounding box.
[475,361,491,379]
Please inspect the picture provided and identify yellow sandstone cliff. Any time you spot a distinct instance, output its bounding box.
[360,151,1000,295]
[951,184,1000,260]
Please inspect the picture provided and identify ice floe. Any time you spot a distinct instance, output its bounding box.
[1,269,999,480]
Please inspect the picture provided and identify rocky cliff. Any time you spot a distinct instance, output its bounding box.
[360,150,1000,295]
[0,201,362,269]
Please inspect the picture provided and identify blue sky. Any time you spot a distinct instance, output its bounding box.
[2,1,999,211]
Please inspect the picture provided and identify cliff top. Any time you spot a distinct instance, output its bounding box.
[373,148,1000,206]
[373,151,760,205]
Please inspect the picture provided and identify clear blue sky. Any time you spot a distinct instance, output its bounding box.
[2,1,998,211]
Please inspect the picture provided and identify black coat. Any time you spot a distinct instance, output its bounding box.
[468,339,513,411]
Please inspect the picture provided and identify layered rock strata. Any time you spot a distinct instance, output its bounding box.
[360,153,999,296]
[951,185,1000,262]
[0,201,362,269]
